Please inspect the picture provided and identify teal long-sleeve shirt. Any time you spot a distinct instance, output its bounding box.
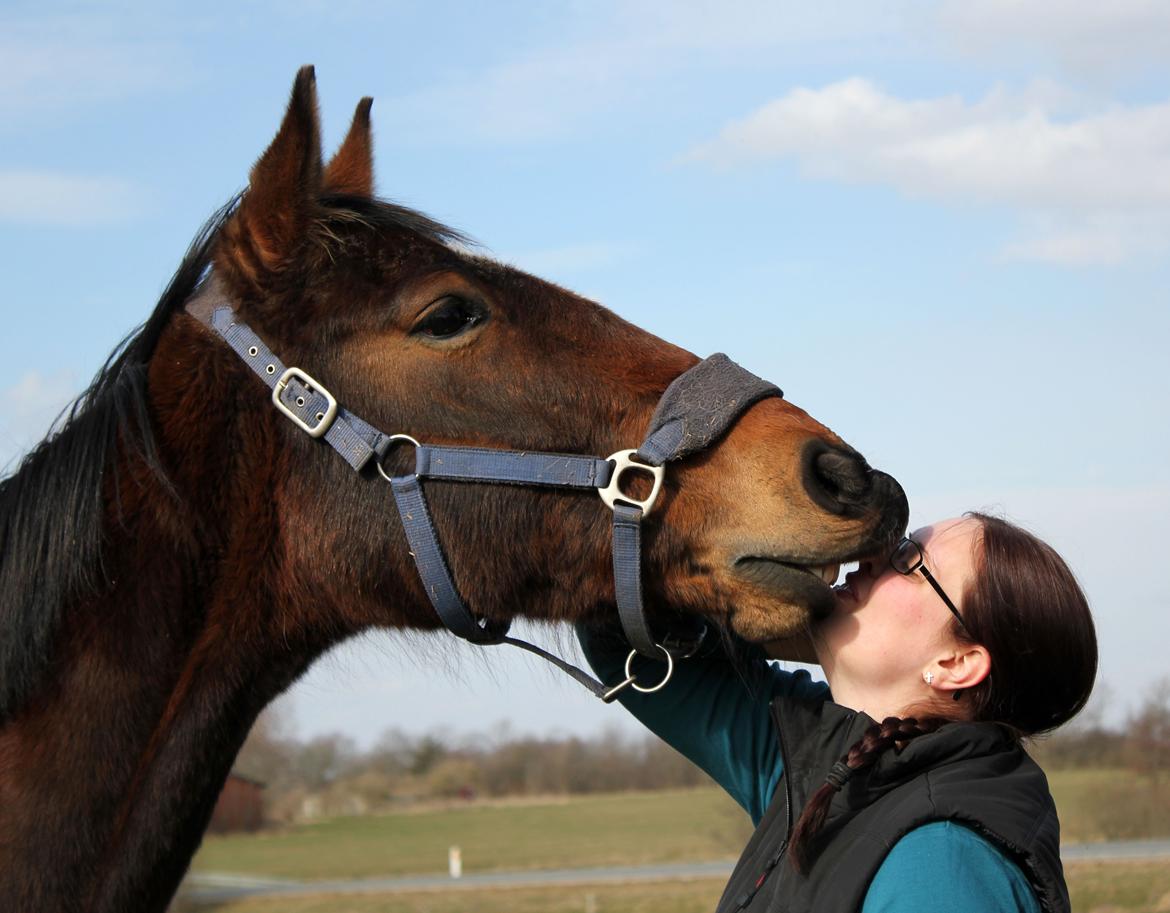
[579,629,1042,913]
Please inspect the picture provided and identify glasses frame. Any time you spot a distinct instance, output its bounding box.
[889,537,970,633]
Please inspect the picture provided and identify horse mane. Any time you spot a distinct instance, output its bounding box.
[0,194,468,724]
[313,193,471,250]
[0,198,239,723]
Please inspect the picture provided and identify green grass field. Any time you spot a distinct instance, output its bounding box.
[186,771,1170,912]
[192,788,753,880]
[1046,768,1170,843]
[192,770,1170,881]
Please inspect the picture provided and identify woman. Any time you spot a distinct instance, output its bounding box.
[579,513,1097,913]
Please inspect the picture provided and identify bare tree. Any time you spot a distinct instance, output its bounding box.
[233,700,297,785]
[292,733,358,790]
[1124,678,1170,784]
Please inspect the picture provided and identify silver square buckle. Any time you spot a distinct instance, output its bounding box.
[599,449,665,516]
[273,367,338,439]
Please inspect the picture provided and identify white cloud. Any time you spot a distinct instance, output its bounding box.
[1001,211,1170,266]
[0,171,144,227]
[0,370,81,473]
[376,1,1165,152]
[689,79,1170,264]
[0,6,194,117]
[381,1,908,144]
[936,0,1170,75]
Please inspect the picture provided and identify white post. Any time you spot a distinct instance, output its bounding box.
[448,845,463,879]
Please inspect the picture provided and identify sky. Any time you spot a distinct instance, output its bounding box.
[1,0,1167,746]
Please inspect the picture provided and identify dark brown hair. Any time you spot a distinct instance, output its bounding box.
[789,512,1098,873]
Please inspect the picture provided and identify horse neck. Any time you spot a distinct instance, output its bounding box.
[0,343,337,913]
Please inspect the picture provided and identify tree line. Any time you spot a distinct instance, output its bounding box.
[232,678,1169,825]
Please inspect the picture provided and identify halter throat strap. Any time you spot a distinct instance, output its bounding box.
[184,286,781,700]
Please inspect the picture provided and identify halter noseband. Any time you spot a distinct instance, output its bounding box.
[186,286,782,700]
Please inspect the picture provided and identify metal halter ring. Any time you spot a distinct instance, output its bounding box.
[600,645,675,702]
[376,434,422,483]
[599,449,666,516]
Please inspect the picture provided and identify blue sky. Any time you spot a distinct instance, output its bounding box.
[1,1,1167,744]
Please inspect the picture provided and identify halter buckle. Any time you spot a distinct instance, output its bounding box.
[273,367,338,439]
[599,449,665,516]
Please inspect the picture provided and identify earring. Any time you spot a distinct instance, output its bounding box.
[923,671,935,685]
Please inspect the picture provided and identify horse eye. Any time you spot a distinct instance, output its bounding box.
[413,296,482,340]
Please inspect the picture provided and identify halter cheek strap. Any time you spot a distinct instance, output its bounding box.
[186,289,782,701]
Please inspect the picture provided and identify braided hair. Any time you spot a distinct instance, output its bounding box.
[789,716,945,873]
[789,512,1097,874]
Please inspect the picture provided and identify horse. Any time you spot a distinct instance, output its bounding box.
[0,67,907,913]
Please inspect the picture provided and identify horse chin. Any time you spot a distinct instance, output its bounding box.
[726,557,837,642]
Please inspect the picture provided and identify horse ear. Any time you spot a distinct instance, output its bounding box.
[219,66,323,289]
[323,97,374,197]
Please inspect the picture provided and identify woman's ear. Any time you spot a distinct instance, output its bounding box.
[932,643,991,694]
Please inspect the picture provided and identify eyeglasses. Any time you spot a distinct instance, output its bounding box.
[888,537,969,633]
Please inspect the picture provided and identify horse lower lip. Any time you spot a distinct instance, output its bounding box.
[733,557,835,594]
[736,557,836,582]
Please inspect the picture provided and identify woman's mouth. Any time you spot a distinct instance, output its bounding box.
[834,569,865,603]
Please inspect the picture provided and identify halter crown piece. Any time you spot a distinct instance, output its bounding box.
[186,283,782,700]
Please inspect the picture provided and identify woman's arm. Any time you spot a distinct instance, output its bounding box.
[577,624,828,824]
[863,822,1042,913]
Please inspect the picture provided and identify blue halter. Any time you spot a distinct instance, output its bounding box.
[187,288,782,700]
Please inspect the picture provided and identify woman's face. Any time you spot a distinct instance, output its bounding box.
[813,516,981,699]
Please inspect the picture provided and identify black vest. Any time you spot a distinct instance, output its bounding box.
[715,695,1069,913]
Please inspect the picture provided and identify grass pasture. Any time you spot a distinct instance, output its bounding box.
[192,788,753,880]
[187,772,1170,911]
[1047,768,1170,843]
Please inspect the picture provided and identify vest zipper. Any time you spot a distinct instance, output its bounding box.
[733,837,789,910]
[733,706,796,909]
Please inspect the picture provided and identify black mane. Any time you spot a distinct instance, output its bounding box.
[317,193,470,246]
[0,198,237,722]
[0,194,465,723]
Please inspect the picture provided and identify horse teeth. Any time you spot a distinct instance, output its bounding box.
[817,563,841,584]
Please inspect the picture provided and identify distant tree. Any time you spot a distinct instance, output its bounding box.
[1030,680,1126,770]
[233,700,298,785]
[409,733,450,776]
[362,727,414,776]
[292,733,358,789]
[1124,678,1170,782]
[426,758,482,797]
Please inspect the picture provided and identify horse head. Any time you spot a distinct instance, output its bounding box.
[162,67,906,653]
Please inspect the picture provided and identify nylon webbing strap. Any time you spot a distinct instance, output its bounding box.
[612,503,656,656]
[415,445,614,489]
[390,474,510,644]
[210,307,389,471]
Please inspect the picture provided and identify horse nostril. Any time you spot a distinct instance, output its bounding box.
[804,445,873,515]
